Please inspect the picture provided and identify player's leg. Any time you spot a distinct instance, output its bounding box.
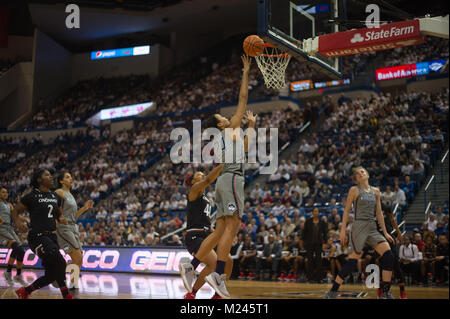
[17,236,72,299]
[325,226,365,298]
[9,240,26,284]
[180,221,226,292]
[206,214,240,298]
[373,241,394,299]
[3,239,16,285]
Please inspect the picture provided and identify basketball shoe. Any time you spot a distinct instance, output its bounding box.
[184,292,196,299]
[15,287,30,299]
[205,272,230,299]
[179,261,195,293]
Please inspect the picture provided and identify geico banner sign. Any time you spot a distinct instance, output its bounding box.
[318,19,425,57]
[0,246,197,274]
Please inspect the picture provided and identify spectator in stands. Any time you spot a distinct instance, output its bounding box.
[255,234,282,281]
[421,234,437,284]
[435,222,448,237]
[427,213,438,232]
[413,232,426,253]
[399,236,421,284]
[393,184,407,206]
[302,207,328,283]
[238,236,257,280]
[435,206,446,223]
[435,233,449,285]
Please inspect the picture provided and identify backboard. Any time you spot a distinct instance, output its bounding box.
[258,0,342,79]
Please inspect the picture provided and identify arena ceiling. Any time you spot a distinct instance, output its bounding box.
[5,0,449,53]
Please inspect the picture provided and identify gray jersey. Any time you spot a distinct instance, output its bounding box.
[353,185,376,221]
[0,200,11,226]
[61,189,78,224]
[219,129,245,175]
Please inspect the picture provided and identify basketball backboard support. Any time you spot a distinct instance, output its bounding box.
[258,0,342,79]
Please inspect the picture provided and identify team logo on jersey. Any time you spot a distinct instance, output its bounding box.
[228,203,236,212]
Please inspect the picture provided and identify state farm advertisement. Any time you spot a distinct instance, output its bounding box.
[0,246,197,274]
[318,20,425,57]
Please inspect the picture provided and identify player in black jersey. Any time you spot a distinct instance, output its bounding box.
[179,164,233,299]
[11,169,76,299]
[376,204,408,299]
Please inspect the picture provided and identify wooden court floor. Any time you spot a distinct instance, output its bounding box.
[0,269,448,299]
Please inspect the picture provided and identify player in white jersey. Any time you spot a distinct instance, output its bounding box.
[0,187,27,285]
[196,55,255,298]
[55,171,94,295]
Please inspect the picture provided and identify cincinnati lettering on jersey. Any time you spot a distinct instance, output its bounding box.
[38,198,58,203]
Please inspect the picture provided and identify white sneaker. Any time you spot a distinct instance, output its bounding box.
[205,272,230,299]
[179,260,195,293]
[13,274,27,286]
[3,272,13,286]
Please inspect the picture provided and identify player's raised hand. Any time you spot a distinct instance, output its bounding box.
[84,199,94,210]
[241,54,251,73]
[245,110,257,126]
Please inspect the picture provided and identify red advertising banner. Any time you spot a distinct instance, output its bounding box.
[318,20,425,57]
[376,64,417,81]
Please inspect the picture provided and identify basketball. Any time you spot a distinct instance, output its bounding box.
[243,35,265,57]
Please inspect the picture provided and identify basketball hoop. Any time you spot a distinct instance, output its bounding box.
[255,43,291,91]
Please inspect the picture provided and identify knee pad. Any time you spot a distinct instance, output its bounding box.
[11,242,25,262]
[380,250,394,272]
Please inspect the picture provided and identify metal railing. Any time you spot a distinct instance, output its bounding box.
[391,203,406,236]
[424,201,433,221]
[440,149,449,184]
[423,174,437,212]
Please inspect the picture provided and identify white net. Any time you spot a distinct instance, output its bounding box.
[255,45,291,91]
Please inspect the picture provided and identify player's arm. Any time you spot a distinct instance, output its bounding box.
[340,186,358,245]
[375,188,393,243]
[190,164,224,200]
[244,110,257,152]
[8,203,27,223]
[388,211,402,243]
[11,203,28,233]
[55,193,68,225]
[229,55,251,129]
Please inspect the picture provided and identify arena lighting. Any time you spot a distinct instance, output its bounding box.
[99,102,154,120]
[90,45,150,60]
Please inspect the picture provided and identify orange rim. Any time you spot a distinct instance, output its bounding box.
[260,43,290,58]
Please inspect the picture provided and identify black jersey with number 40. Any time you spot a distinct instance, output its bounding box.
[21,189,62,233]
[186,194,212,231]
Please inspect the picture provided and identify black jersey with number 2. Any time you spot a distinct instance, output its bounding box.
[186,193,212,231]
[21,189,62,233]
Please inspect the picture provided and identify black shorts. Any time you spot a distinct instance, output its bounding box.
[184,231,210,256]
[28,231,60,265]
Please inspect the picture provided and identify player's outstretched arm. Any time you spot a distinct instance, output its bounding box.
[190,164,223,200]
[229,55,251,129]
